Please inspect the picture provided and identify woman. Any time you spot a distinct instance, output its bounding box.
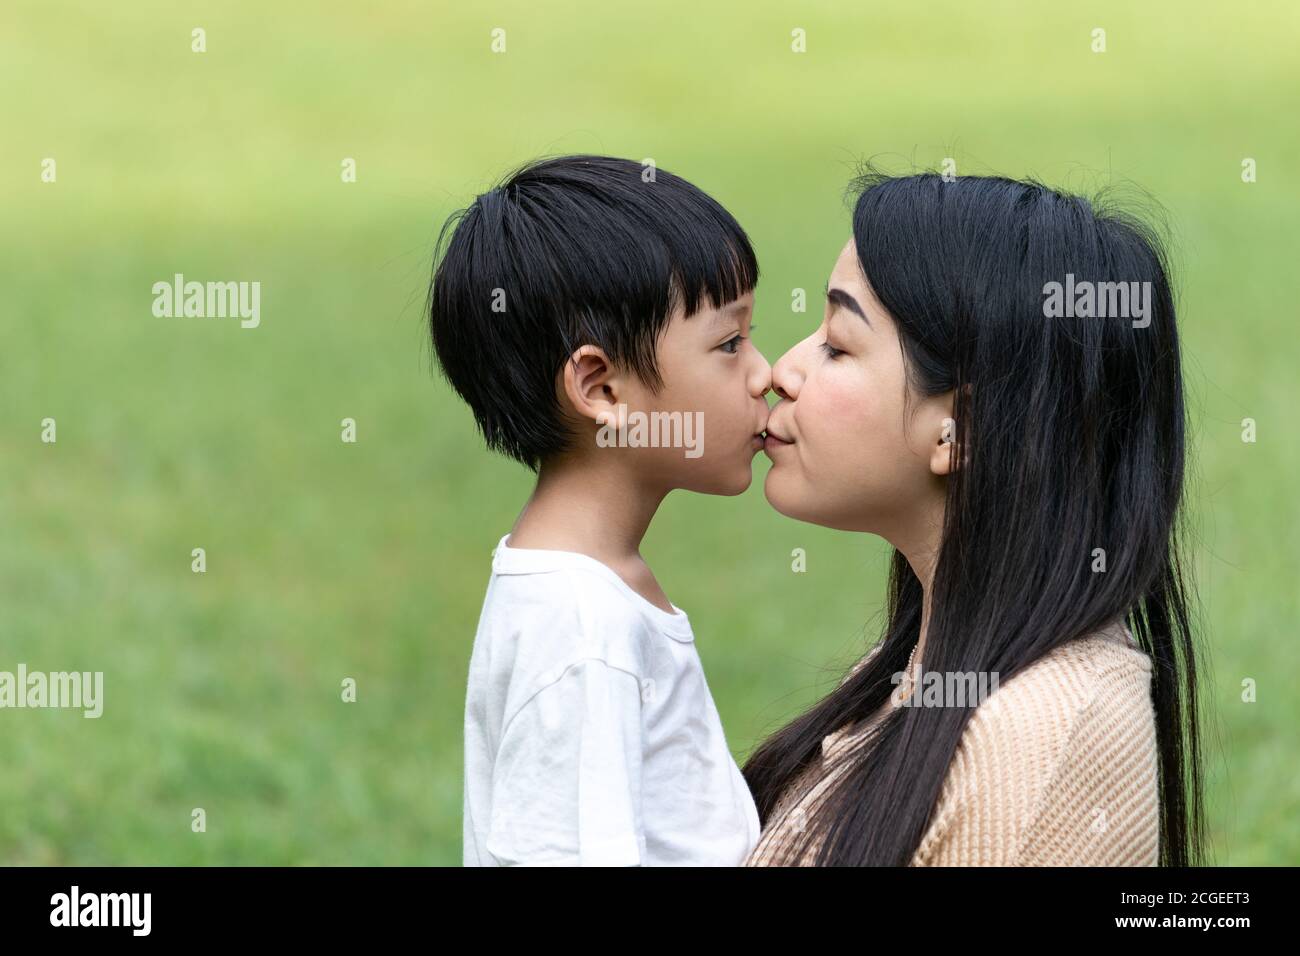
[742,170,1205,866]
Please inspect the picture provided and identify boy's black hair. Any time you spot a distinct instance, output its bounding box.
[427,154,759,471]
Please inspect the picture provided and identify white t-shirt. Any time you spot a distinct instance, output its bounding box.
[462,534,761,866]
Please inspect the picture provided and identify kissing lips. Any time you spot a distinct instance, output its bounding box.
[763,425,793,455]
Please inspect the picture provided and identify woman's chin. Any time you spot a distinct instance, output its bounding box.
[764,469,875,533]
[763,468,810,521]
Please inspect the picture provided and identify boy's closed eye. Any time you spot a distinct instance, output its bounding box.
[717,331,743,354]
[717,324,756,355]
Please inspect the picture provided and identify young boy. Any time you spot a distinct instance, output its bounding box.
[431,155,771,866]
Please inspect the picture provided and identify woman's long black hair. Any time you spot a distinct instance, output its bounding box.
[742,169,1206,866]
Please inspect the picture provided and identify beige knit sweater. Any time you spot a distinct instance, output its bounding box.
[743,620,1160,866]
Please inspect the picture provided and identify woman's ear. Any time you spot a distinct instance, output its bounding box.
[931,418,956,476]
[929,390,958,477]
[929,384,972,476]
[560,345,624,427]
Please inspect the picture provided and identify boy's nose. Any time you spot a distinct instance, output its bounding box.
[748,350,773,398]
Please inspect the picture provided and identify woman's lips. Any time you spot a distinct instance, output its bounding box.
[763,429,794,454]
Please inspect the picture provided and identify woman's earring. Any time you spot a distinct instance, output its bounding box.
[940,417,955,445]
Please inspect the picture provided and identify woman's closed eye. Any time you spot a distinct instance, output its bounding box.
[819,339,845,359]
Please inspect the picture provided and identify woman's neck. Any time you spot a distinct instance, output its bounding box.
[892,500,945,677]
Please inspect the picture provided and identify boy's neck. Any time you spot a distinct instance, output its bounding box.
[508,452,668,566]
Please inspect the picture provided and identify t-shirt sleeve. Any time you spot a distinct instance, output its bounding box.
[484,657,646,866]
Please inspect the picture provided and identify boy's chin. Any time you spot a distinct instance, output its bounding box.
[678,463,755,497]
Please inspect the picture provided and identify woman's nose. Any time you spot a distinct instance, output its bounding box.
[771,347,802,402]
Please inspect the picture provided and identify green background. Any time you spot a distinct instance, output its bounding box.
[2,0,1295,865]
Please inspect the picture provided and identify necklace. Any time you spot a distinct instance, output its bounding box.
[898,641,920,701]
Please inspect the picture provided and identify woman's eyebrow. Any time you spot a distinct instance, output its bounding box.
[824,283,871,328]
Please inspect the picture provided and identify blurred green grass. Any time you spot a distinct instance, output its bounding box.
[1,0,1296,864]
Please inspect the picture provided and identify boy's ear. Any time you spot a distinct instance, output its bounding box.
[561,345,625,426]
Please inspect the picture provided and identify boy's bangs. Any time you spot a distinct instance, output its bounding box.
[663,217,759,320]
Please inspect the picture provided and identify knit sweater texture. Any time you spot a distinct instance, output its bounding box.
[742,620,1160,866]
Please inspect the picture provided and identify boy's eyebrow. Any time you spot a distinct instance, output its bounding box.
[824,283,871,328]
[710,300,751,325]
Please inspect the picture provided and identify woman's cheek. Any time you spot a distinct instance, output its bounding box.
[813,365,880,491]
[806,365,871,446]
